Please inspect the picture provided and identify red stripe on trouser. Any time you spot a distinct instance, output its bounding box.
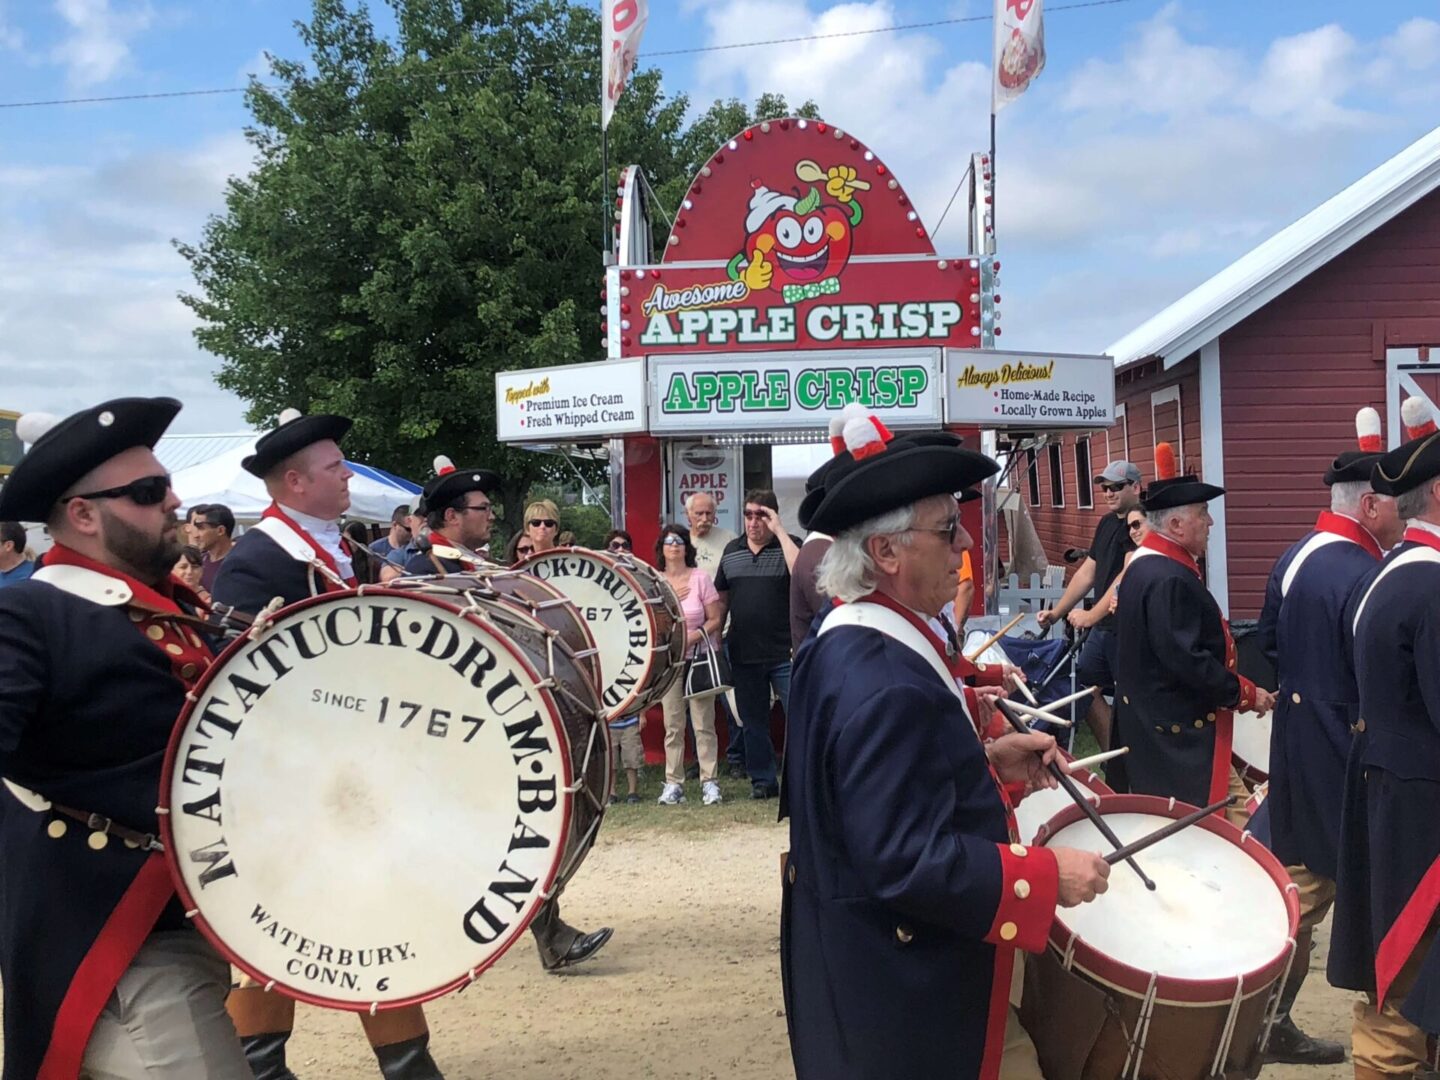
[38,854,175,1080]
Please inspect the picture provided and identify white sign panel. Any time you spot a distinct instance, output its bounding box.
[495,359,646,442]
[669,441,742,535]
[946,349,1114,428]
[648,348,943,434]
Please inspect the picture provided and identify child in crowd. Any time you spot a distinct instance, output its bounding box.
[608,710,646,805]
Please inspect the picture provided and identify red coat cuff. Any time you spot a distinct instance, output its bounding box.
[968,661,1007,687]
[983,842,1059,954]
[1233,676,1258,711]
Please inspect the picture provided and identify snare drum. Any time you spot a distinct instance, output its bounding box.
[517,547,685,719]
[1024,794,1299,1080]
[1231,710,1272,786]
[160,588,607,1010]
[1012,754,1114,844]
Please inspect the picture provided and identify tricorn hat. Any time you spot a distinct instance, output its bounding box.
[422,456,501,512]
[1372,398,1440,497]
[242,408,352,478]
[1324,406,1386,486]
[0,397,181,522]
[799,406,996,534]
[1141,441,1224,512]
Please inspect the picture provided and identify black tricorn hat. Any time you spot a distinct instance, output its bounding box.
[1371,432,1440,497]
[242,408,352,478]
[1141,440,1224,512]
[1325,407,1385,486]
[423,456,501,510]
[799,411,996,535]
[0,397,181,522]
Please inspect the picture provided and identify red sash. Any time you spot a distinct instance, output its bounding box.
[34,545,214,1078]
[1138,532,1255,806]
[261,503,357,589]
[1315,510,1384,560]
[1374,526,1440,1006]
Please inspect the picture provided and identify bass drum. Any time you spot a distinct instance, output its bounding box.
[516,547,685,719]
[1231,710,1271,787]
[1024,794,1299,1080]
[159,588,606,1010]
[1011,752,1114,844]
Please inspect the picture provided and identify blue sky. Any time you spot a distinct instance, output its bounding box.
[1,0,1437,431]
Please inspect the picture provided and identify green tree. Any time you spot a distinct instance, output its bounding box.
[178,0,814,531]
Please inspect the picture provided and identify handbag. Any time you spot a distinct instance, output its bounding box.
[684,634,732,700]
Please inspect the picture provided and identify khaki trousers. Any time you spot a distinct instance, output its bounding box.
[1226,766,1251,830]
[660,676,718,785]
[1287,863,1337,934]
[82,930,251,1079]
[1000,1006,1045,1079]
[1352,925,1438,1075]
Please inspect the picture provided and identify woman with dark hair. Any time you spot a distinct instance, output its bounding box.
[604,529,633,554]
[173,545,208,601]
[653,523,723,806]
[505,531,538,564]
[341,521,377,586]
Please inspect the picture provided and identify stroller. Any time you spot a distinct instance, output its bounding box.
[961,615,1087,750]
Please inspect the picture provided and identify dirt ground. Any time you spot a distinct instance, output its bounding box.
[280,815,1357,1080]
[1,798,1361,1079]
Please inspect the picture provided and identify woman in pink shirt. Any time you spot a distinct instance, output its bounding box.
[654,523,724,806]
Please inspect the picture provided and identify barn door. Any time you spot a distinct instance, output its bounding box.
[1387,345,1440,447]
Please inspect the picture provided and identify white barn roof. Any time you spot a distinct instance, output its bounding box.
[1107,124,1440,368]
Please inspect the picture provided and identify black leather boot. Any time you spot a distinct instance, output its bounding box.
[1263,931,1345,1065]
[239,1032,300,1080]
[373,1034,445,1079]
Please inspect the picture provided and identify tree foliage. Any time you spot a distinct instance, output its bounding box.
[178,0,814,529]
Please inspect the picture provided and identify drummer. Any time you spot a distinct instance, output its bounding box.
[1112,442,1275,820]
[1254,408,1398,1066]
[1329,409,1440,1077]
[398,455,615,975]
[0,397,250,1077]
[782,405,1110,1080]
[211,410,446,1080]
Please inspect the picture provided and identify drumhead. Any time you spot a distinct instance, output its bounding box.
[160,590,576,1009]
[1012,761,1111,844]
[1231,710,1271,780]
[518,548,678,719]
[1041,796,1294,993]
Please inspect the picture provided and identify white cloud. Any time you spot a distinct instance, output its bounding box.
[1248,25,1368,130]
[236,48,271,83]
[49,0,154,88]
[0,133,254,430]
[0,1,23,51]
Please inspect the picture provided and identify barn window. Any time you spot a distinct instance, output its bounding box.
[1111,403,1128,464]
[1150,386,1184,469]
[1026,450,1041,506]
[1075,436,1094,509]
[1048,444,1065,508]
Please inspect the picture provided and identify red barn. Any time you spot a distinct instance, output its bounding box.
[1024,124,1440,618]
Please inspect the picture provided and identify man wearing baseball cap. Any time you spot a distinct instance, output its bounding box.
[1037,459,1143,748]
[0,397,250,1077]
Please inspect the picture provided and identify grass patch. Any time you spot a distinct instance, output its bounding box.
[599,766,785,836]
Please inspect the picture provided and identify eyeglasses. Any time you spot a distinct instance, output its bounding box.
[65,474,172,507]
[529,518,557,528]
[661,536,685,547]
[908,516,960,546]
[459,502,492,514]
[1099,481,1131,493]
[743,510,769,520]
[609,540,633,551]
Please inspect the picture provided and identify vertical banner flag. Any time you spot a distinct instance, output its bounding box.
[992,0,1046,112]
[602,0,648,131]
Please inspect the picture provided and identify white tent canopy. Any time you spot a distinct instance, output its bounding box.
[156,433,421,523]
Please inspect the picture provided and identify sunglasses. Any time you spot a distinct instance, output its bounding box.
[609,541,633,551]
[661,536,685,547]
[910,516,961,546]
[529,518,558,528]
[1099,481,1131,493]
[516,545,535,556]
[65,474,172,507]
[1127,520,1144,531]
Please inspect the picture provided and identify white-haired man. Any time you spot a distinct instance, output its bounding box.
[782,419,1109,1080]
[1329,410,1440,1077]
[1252,409,1399,1066]
[684,491,736,574]
[1112,451,1276,816]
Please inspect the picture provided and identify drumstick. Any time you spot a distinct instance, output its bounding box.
[994,699,1156,891]
[1002,700,1072,727]
[1012,676,1040,706]
[1033,684,1100,716]
[964,613,1025,662]
[1065,746,1129,772]
[1101,797,1236,865]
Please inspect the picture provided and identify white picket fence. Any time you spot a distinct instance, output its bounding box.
[995,567,1069,616]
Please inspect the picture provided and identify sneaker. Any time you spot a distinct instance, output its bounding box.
[701,780,723,806]
[624,792,640,804]
[657,782,686,805]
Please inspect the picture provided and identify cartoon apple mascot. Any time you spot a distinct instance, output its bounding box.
[727,162,866,303]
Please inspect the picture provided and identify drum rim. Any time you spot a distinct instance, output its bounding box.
[1012,753,1114,843]
[513,545,676,718]
[158,586,577,1011]
[1035,793,1300,1004]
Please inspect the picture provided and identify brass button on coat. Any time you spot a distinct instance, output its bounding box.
[896,925,914,944]
[786,864,796,885]
[1014,879,1031,900]
[999,921,1019,942]
[1354,718,1366,734]
[1291,692,1302,705]
[88,831,109,851]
